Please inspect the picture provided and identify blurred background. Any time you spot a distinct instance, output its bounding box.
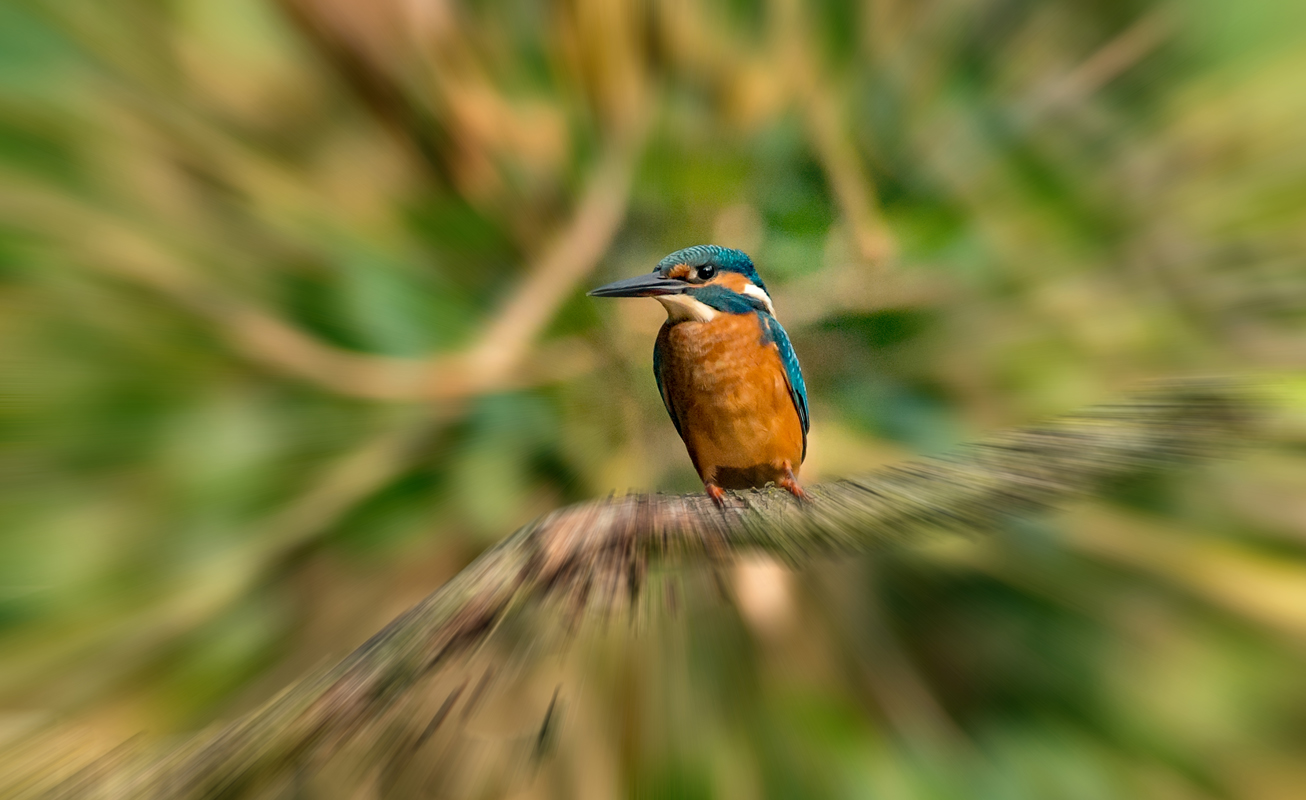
[1,0,1305,796]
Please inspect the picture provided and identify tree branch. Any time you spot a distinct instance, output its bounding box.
[21,379,1258,799]
[772,0,898,267]
[213,132,642,400]
[0,131,640,403]
[1021,9,1174,121]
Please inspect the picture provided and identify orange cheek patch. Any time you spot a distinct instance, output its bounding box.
[668,264,692,280]
[709,273,750,292]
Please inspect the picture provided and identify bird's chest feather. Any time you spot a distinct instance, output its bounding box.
[658,314,782,403]
[654,309,806,489]
[657,312,799,461]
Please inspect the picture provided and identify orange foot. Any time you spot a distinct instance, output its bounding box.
[777,464,809,502]
[705,482,727,507]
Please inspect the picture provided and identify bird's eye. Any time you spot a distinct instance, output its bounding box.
[696,265,716,280]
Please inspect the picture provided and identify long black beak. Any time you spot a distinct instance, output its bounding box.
[588,272,690,298]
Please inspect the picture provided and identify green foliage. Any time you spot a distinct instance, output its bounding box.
[0,0,1303,796]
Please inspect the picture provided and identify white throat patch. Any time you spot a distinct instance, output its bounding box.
[741,283,775,315]
[657,294,718,323]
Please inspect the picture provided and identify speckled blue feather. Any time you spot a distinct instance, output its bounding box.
[656,245,769,294]
[650,342,681,440]
[760,313,809,458]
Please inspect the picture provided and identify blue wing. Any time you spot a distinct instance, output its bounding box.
[761,313,809,460]
[652,334,685,439]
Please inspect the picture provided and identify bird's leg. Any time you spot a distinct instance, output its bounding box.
[777,463,809,502]
[704,481,727,507]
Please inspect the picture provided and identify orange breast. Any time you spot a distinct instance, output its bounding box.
[656,313,805,489]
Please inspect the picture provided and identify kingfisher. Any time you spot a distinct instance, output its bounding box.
[589,245,809,503]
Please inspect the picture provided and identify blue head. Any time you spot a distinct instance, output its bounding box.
[588,245,774,321]
[652,245,769,295]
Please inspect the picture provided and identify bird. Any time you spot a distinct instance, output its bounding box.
[589,245,809,504]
